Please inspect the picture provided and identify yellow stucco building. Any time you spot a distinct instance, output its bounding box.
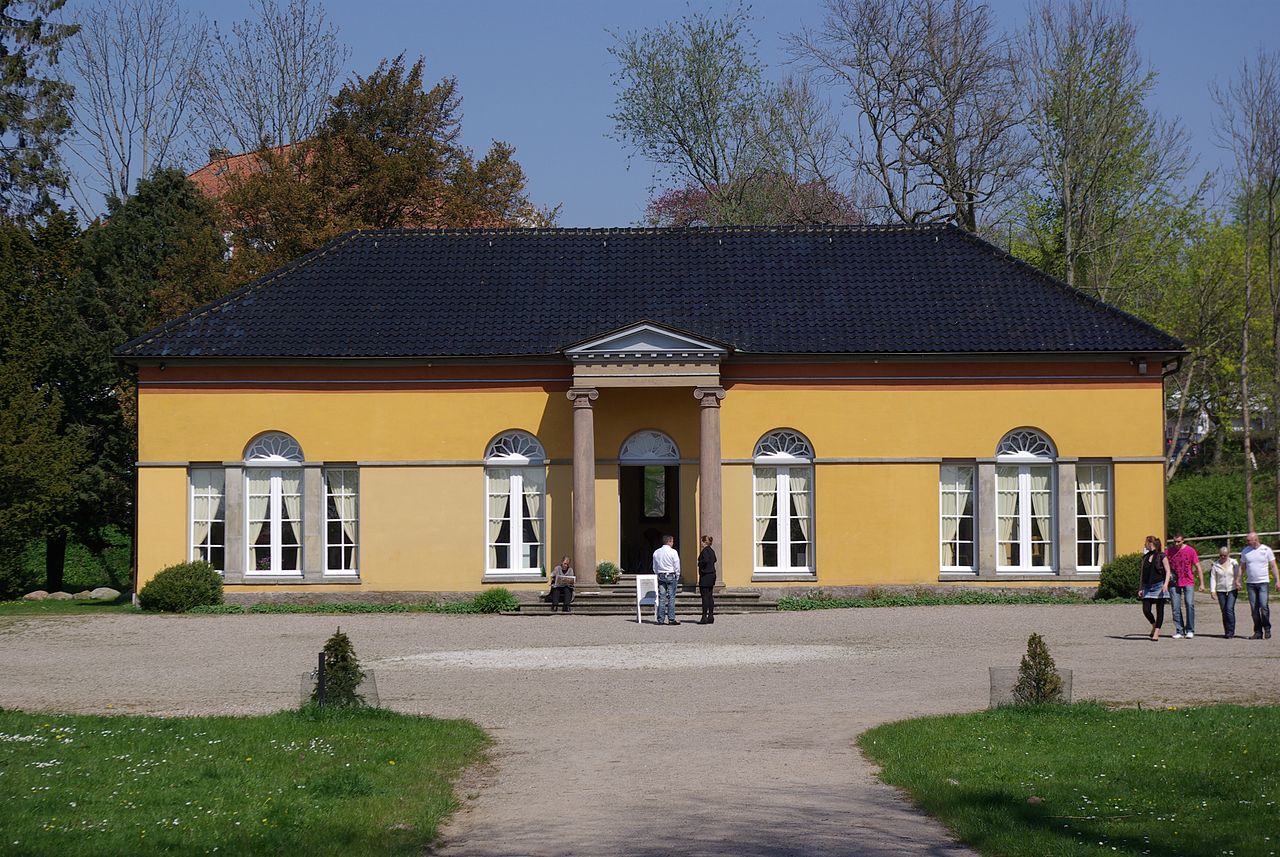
[120,226,1182,596]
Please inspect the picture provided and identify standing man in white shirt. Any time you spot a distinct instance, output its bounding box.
[1240,532,1278,640]
[652,535,681,626]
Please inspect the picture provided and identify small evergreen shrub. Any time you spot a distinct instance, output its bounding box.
[1012,632,1064,705]
[138,561,223,612]
[312,627,366,707]
[1096,552,1143,600]
[595,561,620,585]
[471,587,519,613]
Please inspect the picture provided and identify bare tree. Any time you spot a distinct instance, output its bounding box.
[789,0,1028,230]
[1022,0,1191,298]
[64,0,205,207]
[190,0,348,154]
[1212,48,1280,529]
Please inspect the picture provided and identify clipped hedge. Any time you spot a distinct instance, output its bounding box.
[138,561,223,612]
[1096,552,1143,600]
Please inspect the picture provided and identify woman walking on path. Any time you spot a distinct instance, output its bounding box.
[697,535,717,625]
[1140,536,1172,641]
[1209,546,1242,639]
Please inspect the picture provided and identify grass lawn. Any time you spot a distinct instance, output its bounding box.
[0,706,488,856]
[0,599,136,618]
[860,703,1280,857]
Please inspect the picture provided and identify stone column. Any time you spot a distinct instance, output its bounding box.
[694,386,726,587]
[223,464,245,582]
[977,461,997,578]
[302,464,325,579]
[1056,461,1078,577]
[567,387,599,588]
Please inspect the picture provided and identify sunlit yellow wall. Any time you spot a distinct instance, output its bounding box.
[135,372,1165,590]
[137,467,187,585]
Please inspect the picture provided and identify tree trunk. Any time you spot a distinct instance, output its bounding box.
[1243,207,1257,531]
[1165,359,1198,482]
[44,532,67,594]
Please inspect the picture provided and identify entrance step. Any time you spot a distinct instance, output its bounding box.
[517,587,775,616]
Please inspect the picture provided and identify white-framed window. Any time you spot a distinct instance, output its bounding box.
[190,468,225,572]
[996,429,1056,572]
[244,432,304,576]
[753,429,814,576]
[940,463,976,571]
[325,468,359,575]
[1076,463,1111,571]
[485,431,546,576]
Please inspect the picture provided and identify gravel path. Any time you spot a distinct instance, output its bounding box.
[1,598,1276,856]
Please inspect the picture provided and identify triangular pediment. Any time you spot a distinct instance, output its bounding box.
[563,322,729,362]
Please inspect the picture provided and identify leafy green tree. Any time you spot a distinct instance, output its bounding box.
[611,6,851,225]
[1012,632,1064,705]
[1021,0,1191,301]
[0,0,78,221]
[222,55,542,279]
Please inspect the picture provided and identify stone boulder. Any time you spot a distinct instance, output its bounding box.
[46,591,73,601]
[22,590,49,601]
[90,587,121,601]
[72,590,94,600]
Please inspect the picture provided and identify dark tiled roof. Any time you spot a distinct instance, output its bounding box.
[117,225,1183,359]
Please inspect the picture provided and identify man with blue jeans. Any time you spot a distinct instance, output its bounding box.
[1165,534,1203,638]
[1241,532,1278,640]
[652,535,681,626]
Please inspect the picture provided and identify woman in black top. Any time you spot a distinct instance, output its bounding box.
[697,535,717,625]
[1138,535,1172,640]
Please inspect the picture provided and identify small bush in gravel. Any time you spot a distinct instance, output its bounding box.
[1096,552,1142,600]
[471,588,519,613]
[138,561,223,612]
[313,627,366,708]
[1012,632,1064,705]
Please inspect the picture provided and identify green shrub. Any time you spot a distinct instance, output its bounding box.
[1012,632,1064,705]
[312,627,366,708]
[595,561,620,585]
[138,561,223,612]
[186,603,246,614]
[471,587,518,613]
[1167,474,1253,539]
[1096,552,1143,600]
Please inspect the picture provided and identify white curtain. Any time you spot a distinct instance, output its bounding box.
[487,469,510,567]
[1029,467,1052,565]
[522,468,544,569]
[327,470,358,567]
[281,470,302,536]
[789,468,812,543]
[997,467,1018,564]
[754,468,777,567]
[1079,467,1107,561]
[939,466,964,565]
[248,470,270,547]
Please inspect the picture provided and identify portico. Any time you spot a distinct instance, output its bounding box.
[564,323,727,586]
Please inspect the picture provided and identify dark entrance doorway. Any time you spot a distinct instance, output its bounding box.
[619,465,679,574]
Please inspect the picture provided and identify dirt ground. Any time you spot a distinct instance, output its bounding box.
[1,597,1276,856]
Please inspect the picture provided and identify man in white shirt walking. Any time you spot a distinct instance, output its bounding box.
[652,535,681,626]
[1240,532,1278,640]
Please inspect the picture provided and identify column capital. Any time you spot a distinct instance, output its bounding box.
[567,387,599,407]
[693,386,725,406]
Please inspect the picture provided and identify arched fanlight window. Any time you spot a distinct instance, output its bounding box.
[753,429,814,463]
[752,429,814,577]
[619,430,680,463]
[996,428,1056,462]
[484,431,546,576]
[245,432,304,463]
[244,432,303,576]
[995,428,1056,572]
[485,431,546,465]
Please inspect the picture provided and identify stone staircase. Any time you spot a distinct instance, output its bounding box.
[516,580,775,616]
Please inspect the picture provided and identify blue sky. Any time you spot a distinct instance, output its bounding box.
[83,0,1280,225]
